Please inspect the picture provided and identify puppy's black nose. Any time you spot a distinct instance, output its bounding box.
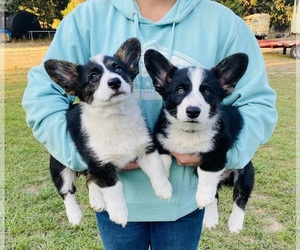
[108,78,121,90]
[186,106,201,119]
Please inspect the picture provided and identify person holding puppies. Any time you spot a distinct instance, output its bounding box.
[22,0,277,249]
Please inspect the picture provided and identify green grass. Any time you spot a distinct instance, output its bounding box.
[4,43,296,249]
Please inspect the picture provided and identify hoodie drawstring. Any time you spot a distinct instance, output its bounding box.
[167,22,176,60]
[133,12,142,104]
[133,13,140,38]
[132,12,176,104]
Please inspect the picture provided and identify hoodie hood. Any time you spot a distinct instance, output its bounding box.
[110,0,201,25]
[110,0,201,60]
[109,0,203,130]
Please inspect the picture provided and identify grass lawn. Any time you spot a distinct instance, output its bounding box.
[4,41,296,249]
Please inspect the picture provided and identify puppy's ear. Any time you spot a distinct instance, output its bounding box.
[212,53,248,96]
[114,38,141,79]
[44,59,80,95]
[144,49,177,95]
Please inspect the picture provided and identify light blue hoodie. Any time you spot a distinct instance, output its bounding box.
[22,0,277,221]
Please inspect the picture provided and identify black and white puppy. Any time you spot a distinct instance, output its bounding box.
[44,38,172,227]
[144,50,254,233]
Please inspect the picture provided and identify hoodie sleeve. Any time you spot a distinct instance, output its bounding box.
[22,9,90,171]
[222,18,278,169]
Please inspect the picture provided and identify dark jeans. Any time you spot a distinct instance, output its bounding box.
[96,208,204,250]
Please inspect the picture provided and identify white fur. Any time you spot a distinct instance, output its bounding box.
[63,193,82,226]
[159,111,219,154]
[60,168,82,225]
[81,95,152,167]
[159,154,172,178]
[228,202,245,233]
[88,181,105,211]
[196,167,225,209]
[100,181,128,227]
[60,167,77,194]
[203,198,219,229]
[137,151,172,199]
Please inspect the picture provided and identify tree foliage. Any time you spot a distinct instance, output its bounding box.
[5,0,294,31]
[216,0,294,31]
[5,0,70,28]
[52,0,85,29]
[62,0,85,17]
[215,0,248,16]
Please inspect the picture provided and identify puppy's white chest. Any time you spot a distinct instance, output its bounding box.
[159,125,217,154]
[81,101,150,167]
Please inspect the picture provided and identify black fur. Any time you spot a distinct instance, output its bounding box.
[50,155,78,198]
[199,106,244,172]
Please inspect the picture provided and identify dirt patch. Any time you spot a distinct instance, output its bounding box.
[24,184,41,195]
[248,193,285,233]
[263,216,285,233]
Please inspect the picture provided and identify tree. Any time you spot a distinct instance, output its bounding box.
[5,0,70,28]
[52,0,85,29]
[247,0,294,31]
[215,0,248,16]
[215,0,294,31]
[267,0,293,31]
[62,0,85,17]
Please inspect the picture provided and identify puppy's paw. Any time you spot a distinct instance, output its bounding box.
[64,194,82,226]
[196,188,216,209]
[101,181,128,227]
[228,203,245,233]
[152,180,173,200]
[66,206,82,226]
[106,203,128,227]
[228,216,243,233]
[196,168,221,209]
[88,182,105,211]
[203,215,218,229]
[203,198,219,229]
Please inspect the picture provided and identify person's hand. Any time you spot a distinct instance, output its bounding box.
[122,152,201,171]
[171,151,201,167]
[122,161,140,171]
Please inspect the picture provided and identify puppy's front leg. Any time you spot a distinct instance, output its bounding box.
[203,197,219,229]
[88,181,105,212]
[196,167,225,209]
[159,153,172,178]
[88,165,128,227]
[100,181,128,227]
[50,156,82,226]
[138,151,172,200]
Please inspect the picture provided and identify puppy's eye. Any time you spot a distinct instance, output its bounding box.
[115,65,124,75]
[177,87,185,94]
[204,89,211,95]
[89,72,99,81]
[200,85,211,95]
